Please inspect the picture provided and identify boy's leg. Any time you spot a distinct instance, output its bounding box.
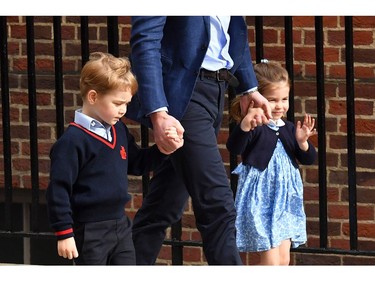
[74,220,113,265]
[109,216,136,265]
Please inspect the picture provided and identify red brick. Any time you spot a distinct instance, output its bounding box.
[328,204,349,219]
[183,247,203,262]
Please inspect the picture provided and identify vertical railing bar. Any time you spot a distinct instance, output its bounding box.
[344,16,358,250]
[315,16,328,248]
[53,16,65,139]
[140,125,150,197]
[136,17,150,197]
[23,203,31,264]
[107,16,119,57]
[80,16,89,66]
[254,16,264,63]
[171,220,183,265]
[0,16,13,231]
[228,86,238,196]
[284,16,295,123]
[26,16,40,232]
[154,12,183,262]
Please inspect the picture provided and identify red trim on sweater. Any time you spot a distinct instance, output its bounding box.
[55,228,73,236]
[70,122,117,149]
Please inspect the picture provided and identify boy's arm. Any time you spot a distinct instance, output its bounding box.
[46,135,78,240]
[125,124,178,176]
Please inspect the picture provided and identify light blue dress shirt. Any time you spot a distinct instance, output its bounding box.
[74,109,112,141]
[201,16,234,71]
[153,16,234,115]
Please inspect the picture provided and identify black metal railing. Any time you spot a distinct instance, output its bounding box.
[0,16,374,265]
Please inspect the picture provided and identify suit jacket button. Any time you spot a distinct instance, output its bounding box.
[276,132,279,136]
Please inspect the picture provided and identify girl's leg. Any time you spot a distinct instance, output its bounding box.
[279,239,292,265]
[258,247,280,265]
[258,239,292,265]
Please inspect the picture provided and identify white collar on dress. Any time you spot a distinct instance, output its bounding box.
[267,119,285,131]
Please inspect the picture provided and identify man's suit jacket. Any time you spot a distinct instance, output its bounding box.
[126,16,258,127]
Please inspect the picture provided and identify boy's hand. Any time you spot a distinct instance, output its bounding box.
[161,126,184,154]
[165,127,181,142]
[57,237,79,260]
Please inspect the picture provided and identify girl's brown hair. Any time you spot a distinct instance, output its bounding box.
[229,61,290,123]
[79,52,138,99]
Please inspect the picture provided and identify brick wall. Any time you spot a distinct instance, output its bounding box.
[1,16,374,265]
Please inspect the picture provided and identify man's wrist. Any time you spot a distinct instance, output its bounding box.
[241,87,258,96]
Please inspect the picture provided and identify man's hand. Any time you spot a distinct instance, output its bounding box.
[240,101,265,132]
[240,91,272,124]
[150,111,184,154]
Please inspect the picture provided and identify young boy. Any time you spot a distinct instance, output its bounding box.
[46,52,183,265]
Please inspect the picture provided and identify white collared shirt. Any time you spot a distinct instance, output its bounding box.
[74,109,112,141]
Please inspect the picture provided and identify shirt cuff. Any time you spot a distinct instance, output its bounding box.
[146,107,168,116]
[240,86,258,96]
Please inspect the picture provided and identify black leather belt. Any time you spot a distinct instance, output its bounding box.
[199,68,239,87]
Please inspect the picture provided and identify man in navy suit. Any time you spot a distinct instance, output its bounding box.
[126,16,272,265]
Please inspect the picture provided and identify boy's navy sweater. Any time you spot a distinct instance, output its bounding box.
[46,120,167,240]
[226,120,316,171]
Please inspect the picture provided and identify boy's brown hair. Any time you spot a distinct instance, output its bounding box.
[79,52,138,99]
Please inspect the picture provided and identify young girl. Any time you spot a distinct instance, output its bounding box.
[226,60,317,265]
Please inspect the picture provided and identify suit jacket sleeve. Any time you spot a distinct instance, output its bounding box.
[233,37,258,94]
[130,16,169,117]
[228,16,258,94]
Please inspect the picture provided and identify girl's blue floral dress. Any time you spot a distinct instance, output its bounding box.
[232,120,307,252]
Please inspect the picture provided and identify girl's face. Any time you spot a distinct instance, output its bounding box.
[264,81,290,121]
[86,88,133,125]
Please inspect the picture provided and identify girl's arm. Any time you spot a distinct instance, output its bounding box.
[226,103,261,155]
[295,113,317,151]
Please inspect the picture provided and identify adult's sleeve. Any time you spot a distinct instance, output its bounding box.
[130,16,169,117]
